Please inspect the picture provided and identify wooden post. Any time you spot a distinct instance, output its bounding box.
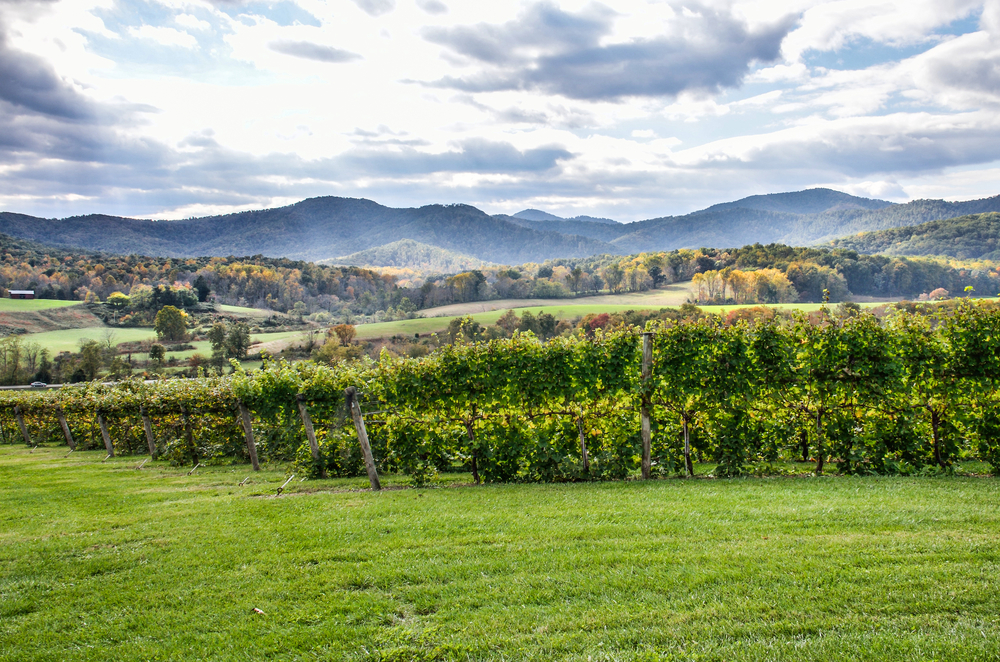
[181,407,197,467]
[238,402,261,472]
[97,412,114,457]
[14,406,32,447]
[682,415,693,477]
[577,418,590,472]
[55,407,75,449]
[140,407,157,458]
[344,387,380,491]
[296,394,326,479]
[640,332,652,480]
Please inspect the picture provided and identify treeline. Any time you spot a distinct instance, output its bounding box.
[832,212,1000,260]
[2,229,998,322]
[0,233,411,320]
[5,302,1000,482]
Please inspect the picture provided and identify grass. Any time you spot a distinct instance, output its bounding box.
[217,304,279,318]
[0,299,82,312]
[354,301,886,340]
[2,445,1000,661]
[20,327,157,355]
[16,327,314,362]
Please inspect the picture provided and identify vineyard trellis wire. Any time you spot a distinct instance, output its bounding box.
[4,301,1000,482]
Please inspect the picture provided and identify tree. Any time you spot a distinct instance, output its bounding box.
[603,263,624,293]
[34,349,52,384]
[192,275,211,302]
[208,322,228,371]
[154,305,188,341]
[333,324,356,345]
[149,343,165,365]
[107,292,130,323]
[225,322,251,360]
[80,341,103,381]
[496,310,520,336]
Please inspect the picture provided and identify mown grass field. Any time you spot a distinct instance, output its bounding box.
[0,299,81,312]
[2,445,999,661]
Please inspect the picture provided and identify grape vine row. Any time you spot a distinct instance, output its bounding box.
[4,302,1000,481]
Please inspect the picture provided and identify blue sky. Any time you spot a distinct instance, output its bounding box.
[0,0,998,221]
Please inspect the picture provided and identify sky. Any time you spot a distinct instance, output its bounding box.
[1,0,999,222]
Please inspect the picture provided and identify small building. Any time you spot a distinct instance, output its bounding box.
[8,290,35,300]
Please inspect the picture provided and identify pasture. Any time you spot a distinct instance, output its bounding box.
[1,446,999,661]
[0,299,82,312]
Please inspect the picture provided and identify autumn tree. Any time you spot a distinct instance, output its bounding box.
[154,305,188,341]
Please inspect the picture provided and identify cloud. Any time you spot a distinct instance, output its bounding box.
[269,39,361,63]
[334,139,572,176]
[353,0,395,17]
[128,25,198,49]
[0,29,96,120]
[416,0,447,15]
[423,2,794,101]
[175,14,211,32]
[675,111,1000,177]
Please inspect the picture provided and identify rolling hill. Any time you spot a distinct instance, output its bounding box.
[3,188,1000,268]
[324,239,489,272]
[831,212,1000,260]
[0,199,617,265]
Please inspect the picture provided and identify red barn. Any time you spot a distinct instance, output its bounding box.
[8,290,35,299]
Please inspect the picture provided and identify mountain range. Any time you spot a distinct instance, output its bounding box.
[3,188,1000,267]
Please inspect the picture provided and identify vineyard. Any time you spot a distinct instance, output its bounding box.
[4,301,1000,483]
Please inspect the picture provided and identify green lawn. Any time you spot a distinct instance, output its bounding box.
[0,298,82,312]
[20,327,157,354]
[217,304,279,318]
[2,445,1000,661]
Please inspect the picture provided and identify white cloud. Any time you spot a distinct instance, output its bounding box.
[175,14,211,32]
[0,0,999,222]
[128,25,199,49]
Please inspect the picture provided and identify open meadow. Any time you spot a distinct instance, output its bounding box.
[0,299,81,312]
[2,445,999,661]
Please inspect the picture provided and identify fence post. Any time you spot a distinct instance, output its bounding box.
[296,394,327,479]
[641,332,653,480]
[96,412,115,457]
[577,418,590,472]
[181,407,197,467]
[344,387,381,491]
[56,406,75,449]
[14,406,32,446]
[238,402,261,472]
[140,407,157,458]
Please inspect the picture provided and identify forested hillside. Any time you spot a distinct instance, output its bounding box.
[0,199,615,264]
[0,233,409,320]
[326,239,488,272]
[831,213,1000,260]
[0,229,996,323]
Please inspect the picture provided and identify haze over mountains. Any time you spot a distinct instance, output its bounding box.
[3,188,1000,268]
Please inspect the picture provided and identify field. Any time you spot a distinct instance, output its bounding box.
[0,299,81,312]
[352,300,886,340]
[17,327,314,363]
[2,446,1000,661]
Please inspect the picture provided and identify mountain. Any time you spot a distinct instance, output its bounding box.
[0,198,618,264]
[701,188,893,215]
[511,209,620,225]
[607,191,1000,253]
[498,214,628,242]
[324,239,489,272]
[4,188,1000,269]
[830,212,1000,260]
